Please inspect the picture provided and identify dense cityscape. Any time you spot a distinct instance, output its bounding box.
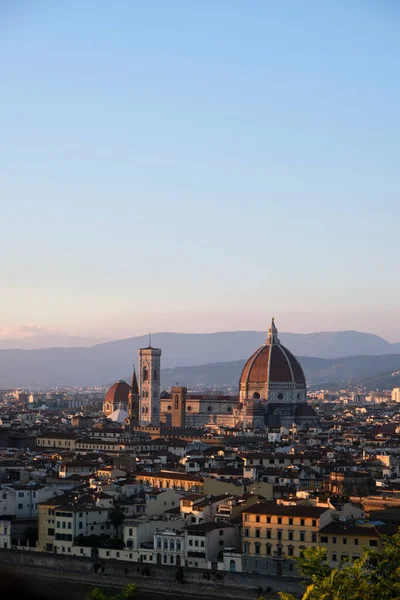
[0,320,400,597]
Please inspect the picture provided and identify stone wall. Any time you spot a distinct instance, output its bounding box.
[0,548,304,598]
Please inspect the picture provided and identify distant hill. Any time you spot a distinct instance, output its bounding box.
[159,354,400,391]
[0,330,399,388]
[0,334,106,350]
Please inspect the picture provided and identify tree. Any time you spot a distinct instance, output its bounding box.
[279,531,400,600]
[108,499,125,537]
[85,583,136,600]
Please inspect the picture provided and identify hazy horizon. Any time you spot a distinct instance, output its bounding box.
[1,2,399,344]
[1,311,400,346]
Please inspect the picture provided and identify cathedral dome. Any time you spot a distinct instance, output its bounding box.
[240,320,305,389]
[105,380,130,406]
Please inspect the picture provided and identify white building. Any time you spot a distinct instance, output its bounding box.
[0,484,62,519]
[184,521,240,569]
[54,500,111,553]
[154,528,185,566]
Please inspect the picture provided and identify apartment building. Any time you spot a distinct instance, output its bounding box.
[319,520,396,566]
[242,501,333,576]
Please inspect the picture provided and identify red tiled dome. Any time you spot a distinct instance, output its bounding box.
[105,380,130,405]
[240,319,306,388]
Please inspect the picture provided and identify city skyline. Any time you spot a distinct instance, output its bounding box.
[1,2,399,341]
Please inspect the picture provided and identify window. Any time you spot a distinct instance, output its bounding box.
[369,540,378,547]
[255,529,260,538]
[300,532,305,542]
[244,542,250,553]
[244,528,249,537]
[352,555,360,561]
[288,530,294,541]
[79,522,83,529]
[312,520,317,527]
[300,519,305,526]
[266,530,271,539]
[219,540,224,546]
[18,492,24,498]
[255,516,260,523]
[321,536,328,543]
[266,517,271,523]
[354,539,359,546]
[266,544,271,556]
[312,533,317,543]
[332,537,337,544]
[332,553,337,562]
[67,523,71,529]
[289,518,293,525]
[343,538,347,545]
[18,504,23,510]
[255,543,260,555]
[288,546,294,557]
[47,529,54,536]
[189,540,193,546]
[219,530,224,536]
[277,517,282,525]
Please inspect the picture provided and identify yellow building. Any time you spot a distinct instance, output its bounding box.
[37,495,68,552]
[242,501,333,577]
[319,521,396,565]
[135,471,204,493]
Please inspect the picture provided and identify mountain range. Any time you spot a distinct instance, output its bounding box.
[0,330,399,388]
[160,354,400,391]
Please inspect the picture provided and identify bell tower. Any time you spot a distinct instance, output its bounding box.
[128,366,140,431]
[138,337,162,426]
[171,386,187,428]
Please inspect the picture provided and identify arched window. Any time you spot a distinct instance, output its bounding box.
[266,544,272,555]
[253,392,260,399]
[229,559,236,572]
[175,395,179,409]
[143,367,148,381]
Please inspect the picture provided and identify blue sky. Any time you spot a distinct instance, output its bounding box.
[1,1,400,341]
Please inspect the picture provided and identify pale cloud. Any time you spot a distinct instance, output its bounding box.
[0,324,60,339]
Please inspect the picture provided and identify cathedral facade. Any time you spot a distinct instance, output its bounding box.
[103,319,317,431]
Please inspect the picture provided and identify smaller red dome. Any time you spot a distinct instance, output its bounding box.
[105,380,130,405]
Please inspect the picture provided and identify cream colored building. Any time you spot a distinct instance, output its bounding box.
[392,387,400,402]
[242,501,333,577]
[319,521,392,565]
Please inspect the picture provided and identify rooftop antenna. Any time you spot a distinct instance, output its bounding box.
[148,331,152,347]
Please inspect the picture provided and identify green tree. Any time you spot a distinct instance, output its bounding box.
[108,499,125,537]
[85,583,136,600]
[279,531,400,600]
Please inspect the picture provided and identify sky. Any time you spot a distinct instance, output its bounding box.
[1,1,400,342]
